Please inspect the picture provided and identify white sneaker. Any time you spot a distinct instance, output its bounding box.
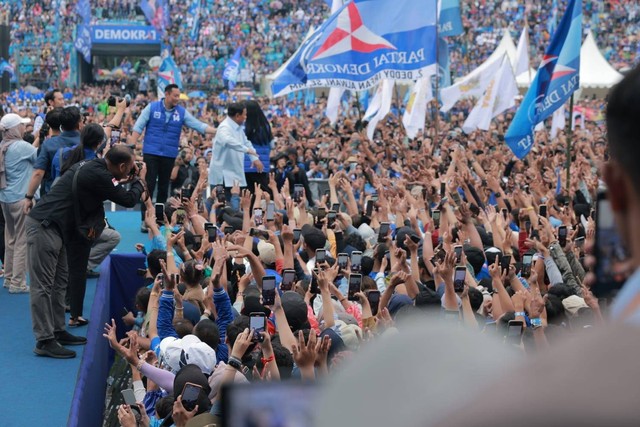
[9,286,29,294]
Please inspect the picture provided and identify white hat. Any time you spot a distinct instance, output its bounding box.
[159,335,216,375]
[0,113,30,131]
[257,240,276,265]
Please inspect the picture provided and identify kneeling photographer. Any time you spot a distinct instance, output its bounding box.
[27,144,147,359]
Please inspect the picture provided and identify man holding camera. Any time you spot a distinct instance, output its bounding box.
[27,145,147,359]
[127,84,216,232]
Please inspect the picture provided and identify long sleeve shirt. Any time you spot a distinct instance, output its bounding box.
[213,287,233,363]
[208,116,258,187]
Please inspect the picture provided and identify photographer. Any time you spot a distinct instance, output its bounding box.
[27,145,147,359]
[33,89,65,148]
[170,145,199,195]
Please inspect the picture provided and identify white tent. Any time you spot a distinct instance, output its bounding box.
[516,31,623,96]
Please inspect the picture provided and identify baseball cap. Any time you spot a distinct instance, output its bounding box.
[257,240,276,265]
[0,113,31,131]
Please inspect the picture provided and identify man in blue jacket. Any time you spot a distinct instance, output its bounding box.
[128,84,216,232]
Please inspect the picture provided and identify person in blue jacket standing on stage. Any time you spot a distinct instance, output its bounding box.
[243,100,273,193]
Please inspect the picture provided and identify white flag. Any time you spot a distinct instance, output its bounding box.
[514,28,530,76]
[365,79,394,141]
[325,88,344,125]
[440,57,502,112]
[462,55,517,133]
[551,104,565,139]
[402,76,433,139]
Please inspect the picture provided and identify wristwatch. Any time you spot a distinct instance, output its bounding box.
[227,356,242,371]
[25,194,34,200]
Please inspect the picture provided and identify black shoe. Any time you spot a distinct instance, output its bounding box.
[34,340,76,359]
[86,269,100,278]
[65,305,71,313]
[54,330,87,346]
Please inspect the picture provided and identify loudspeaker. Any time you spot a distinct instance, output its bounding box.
[0,24,10,93]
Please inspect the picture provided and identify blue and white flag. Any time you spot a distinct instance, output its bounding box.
[141,0,170,34]
[187,0,201,41]
[75,0,91,24]
[74,25,92,63]
[271,0,437,97]
[0,58,14,79]
[437,37,451,89]
[548,0,559,37]
[438,0,463,37]
[223,47,242,90]
[505,0,581,159]
[157,55,182,98]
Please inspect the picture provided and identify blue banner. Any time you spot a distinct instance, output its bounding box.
[548,0,559,37]
[75,25,92,63]
[91,25,160,44]
[141,0,170,34]
[0,58,15,79]
[439,0,463,37]
[505,0,581,159]
[223,47,242,90]
[187,0,201,41]
[157,55,183,97]
[75,0,91,24]
[271,0,437,97]
[437,37,451,88]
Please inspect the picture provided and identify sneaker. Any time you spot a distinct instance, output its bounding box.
[140,222,148,233]
[86,269,100,278]
[34,340,76,359]
[8,286,29,294]
[54,330,87,346]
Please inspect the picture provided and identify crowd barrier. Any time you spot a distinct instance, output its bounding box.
[68,253,147,427]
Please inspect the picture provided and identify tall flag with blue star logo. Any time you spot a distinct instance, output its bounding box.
[271,0,437,97]
[438,0,463,37]
[505,0,581,159]
[141,0,170,34]
[223,47,243,90]
[187,0,201,41]
[157,55,182,98]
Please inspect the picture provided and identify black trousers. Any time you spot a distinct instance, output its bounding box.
[141,153,176,220]
[65,237,92,319]
[245,172,269,193]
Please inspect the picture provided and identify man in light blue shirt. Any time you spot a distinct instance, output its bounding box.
[208,102,264,200]
[0,113,37,293]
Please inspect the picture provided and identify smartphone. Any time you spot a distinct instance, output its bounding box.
[575,236,585,249]
[207,225,218,243]
[378,222,390,243]
[254,208,264,226]
[453,245,463,263]
[327,210,337,228]
[440,182,446,198]
[315,249,326,264]
[450,191,462,206]
[500,255,511,274]
[154,203,164,224]
[266,201,275,221]
[432,209,441,229]
[501,208,508,221]
[317,207,327,219]
[350,251,362,273]
[250,312,266,343]
[121,306,129,317]
[348,274,362,301]
[215,185,226,203]
[521,253,533,277]
[525,221,531,235]
[454,266,466,293]
[281,269,295,291]
[250,228,269,239]
[507,320,524,343]
[365,199,374,217]
[293,228,302,243]
[181,186,193,201]
[181,382,203,412]
[593,191,630,298]
[224,226,234,235]
[331,203,340,212]
[539,204,547,218]
[261,275,276,306]
[558,225,567,247]
[337,253,349,270]
[121,389,141,417]
[367,290,381,316]
[310,269,320,294]
[293,184,304,202]
[192,235,202,248]
[175,208,186,225]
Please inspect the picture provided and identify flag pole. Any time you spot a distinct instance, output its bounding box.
[565,93,574,191]
[434,5,440,153]
[355,90,362,122]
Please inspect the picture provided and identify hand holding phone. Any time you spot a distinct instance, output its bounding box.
[348,274,362,301]
[261,275,276,306]
[180,382,203,412]
[250,312,266,342]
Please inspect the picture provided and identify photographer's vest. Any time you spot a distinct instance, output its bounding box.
[142,101,186,158]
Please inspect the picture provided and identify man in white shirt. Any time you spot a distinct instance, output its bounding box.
[208,102,264,199]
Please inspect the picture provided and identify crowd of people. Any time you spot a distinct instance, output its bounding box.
[2,1,639,91]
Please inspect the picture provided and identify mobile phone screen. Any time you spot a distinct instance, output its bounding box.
[262,276,276,306]
[281,270,295,291]
[266,202,275,221]
[378,223,390,243]
[558,226,567,247]
[365,200,374,217]
[368,290,380,315]
[440,182,446,198]
[432,210,441,228]
[293,228,301,243]
[254,209,263,226]
[294,185,304,202]
[351,252,362,272]
[454,245,463,263]
[207,226,217,243]
[501,255,511,273]
[315,249,326,263]
[454,267,466,293]
[154,203,164,223]
[594,193,630,298]
[521,254,533,277]
[250,314,266,342]
[181,383,202,411]
[332,203,340,212]
[216,185,226,203]
[539,205,547,218]
[348,274,362,301]
[310,269,320,294]
[337,253,349,270]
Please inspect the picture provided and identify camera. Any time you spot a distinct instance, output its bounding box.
[129,161,144,178]
[108,94,131,107]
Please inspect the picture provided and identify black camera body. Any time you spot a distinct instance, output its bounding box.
[108,94,131,107]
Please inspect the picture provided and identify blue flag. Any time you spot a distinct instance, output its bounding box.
[188,0,201,41]
[271,0,437,97]
[439,0,463,37]
[505,0,581,159]
[141,0,170,34]
[437,37,451,88]
[223,47,242,90]
[75,0,91,24]
[74,25,92,63]
[0,58,15,79]
[548,0,559,37]
[157,55,182,97]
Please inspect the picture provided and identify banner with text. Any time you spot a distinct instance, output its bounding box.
[91,25,160,44]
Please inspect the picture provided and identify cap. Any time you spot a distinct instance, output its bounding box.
[257,240,276,265]
[0,113,31,131]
